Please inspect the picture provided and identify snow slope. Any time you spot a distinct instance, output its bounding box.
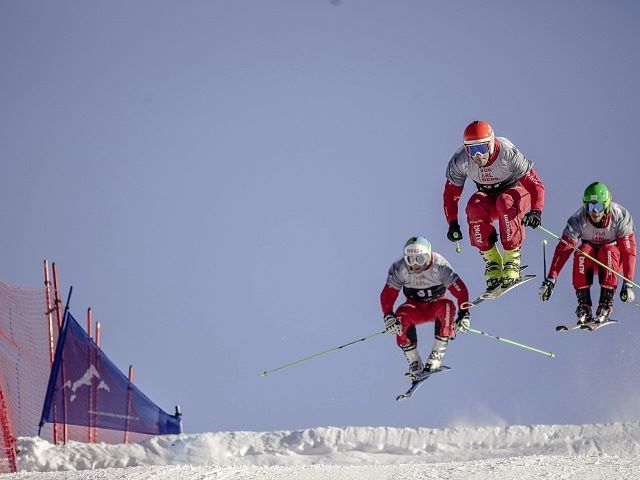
[7,422,640,479]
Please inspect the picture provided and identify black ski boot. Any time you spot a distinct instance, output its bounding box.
[594,287,615,323]
[575,288,593,325]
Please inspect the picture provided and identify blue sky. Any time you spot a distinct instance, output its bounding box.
[2,0,640,434]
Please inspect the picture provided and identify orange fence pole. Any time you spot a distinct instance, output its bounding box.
[51,263,67,444]
[94,322,101,444]
[43,261,60,445]
[0,384,17,472]
[87,309,95,444]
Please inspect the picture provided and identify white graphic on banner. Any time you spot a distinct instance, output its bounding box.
[63,365,111,402]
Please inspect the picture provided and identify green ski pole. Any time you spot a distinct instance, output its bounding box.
[467,327,555,358]
[260,330,387,377]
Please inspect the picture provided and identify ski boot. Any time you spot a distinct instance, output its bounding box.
[501,247,522,288]
[594,287,615,323]
[480,244,503,291]
[575,288,593,325]
[423,336,449,373]
[402,345,424,381]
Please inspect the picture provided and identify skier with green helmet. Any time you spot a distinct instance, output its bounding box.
[539,182,637,324]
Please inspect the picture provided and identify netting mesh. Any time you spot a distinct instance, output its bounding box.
[0,280,53,472]
[0,277,155,473]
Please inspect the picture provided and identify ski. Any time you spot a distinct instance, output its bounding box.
[461,274,536,309]
[555,324,584,332]
[556,319,618,332]
[395,366,451,401]
[581,319,618,332]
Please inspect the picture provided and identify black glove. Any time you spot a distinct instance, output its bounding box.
[454,309,471,333]
[447,220,463,242]
[522,210,542,229]
[539,277,555,301]
[620,282,635,303]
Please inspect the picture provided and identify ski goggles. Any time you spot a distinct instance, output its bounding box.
[404,254,430,267]
[585,202,606,213]
[465,142,490,157]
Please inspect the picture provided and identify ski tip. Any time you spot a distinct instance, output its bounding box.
[555,325,568,331]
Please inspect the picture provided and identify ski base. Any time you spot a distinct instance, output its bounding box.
[556,319,618,332]
[395,366,451,401]
[461,274,536,309]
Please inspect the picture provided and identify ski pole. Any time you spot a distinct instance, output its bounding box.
[260,330,387,377]
[542,239,548,276]
[467,327,555,358]
[538,225,640,290]
[455,241,463,254]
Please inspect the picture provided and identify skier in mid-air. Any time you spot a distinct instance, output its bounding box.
[381,236,471,381]
[443,120,545,290]
[539,182,636,324]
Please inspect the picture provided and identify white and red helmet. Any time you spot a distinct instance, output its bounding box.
[403,236,432,272]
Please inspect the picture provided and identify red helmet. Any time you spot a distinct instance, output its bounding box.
[463,120,494,145]
[463,121,495,166]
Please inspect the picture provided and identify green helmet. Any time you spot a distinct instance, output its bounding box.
[583,182,612,211]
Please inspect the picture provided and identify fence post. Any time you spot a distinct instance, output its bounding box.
[124,365,133,444]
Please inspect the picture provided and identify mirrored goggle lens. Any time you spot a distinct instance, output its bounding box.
[586,202,605,213]
[405,254,429,266]
[466,143,490,156]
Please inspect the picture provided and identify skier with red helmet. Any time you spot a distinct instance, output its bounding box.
[443,121,545,290]
[539,182,636,325]
[381,236,471,380]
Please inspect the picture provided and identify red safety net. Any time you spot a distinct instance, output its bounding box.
[0,280,52,472]
[0,276,156,473]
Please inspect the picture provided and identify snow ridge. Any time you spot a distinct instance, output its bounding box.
[16,422,640,472]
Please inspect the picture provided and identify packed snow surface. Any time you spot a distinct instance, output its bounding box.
[6,422,640,479]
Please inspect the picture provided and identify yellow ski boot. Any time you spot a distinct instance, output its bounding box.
[480,244,503,291]
[502,247,522,288]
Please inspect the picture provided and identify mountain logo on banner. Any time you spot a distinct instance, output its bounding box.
[63,365,110,402]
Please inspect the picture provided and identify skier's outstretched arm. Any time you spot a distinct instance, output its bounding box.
[520,167,545,212]
[447,277,469,309]
[547,235,577,279]
[618,232,637,282]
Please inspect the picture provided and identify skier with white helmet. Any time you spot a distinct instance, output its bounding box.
[443,120,545,290]
[381,236,471,380]
[539,182,637,324]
